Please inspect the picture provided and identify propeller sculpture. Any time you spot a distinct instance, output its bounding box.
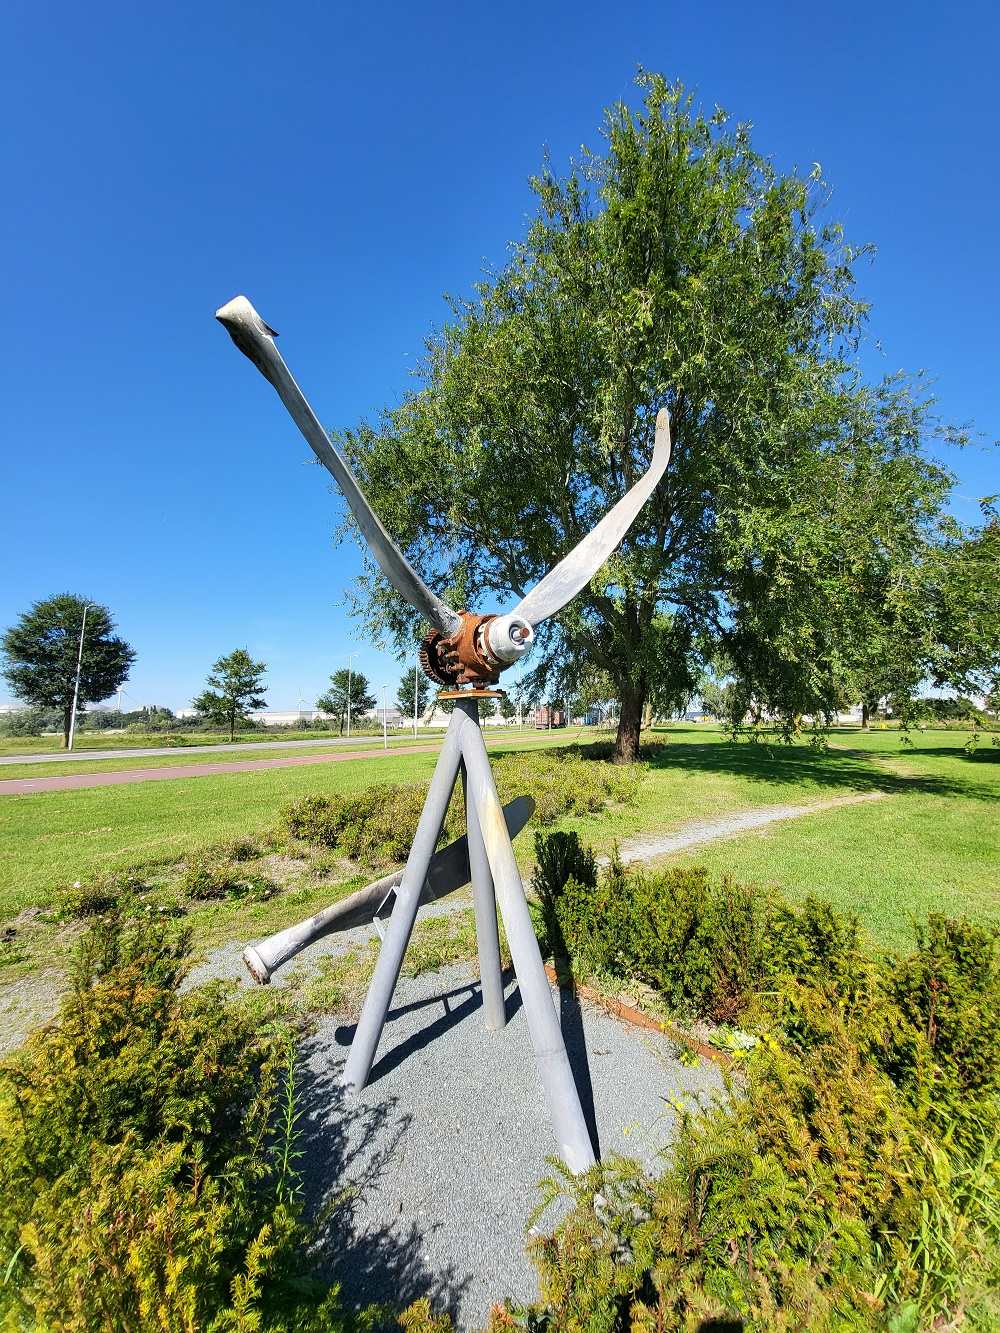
[216,296,671,1172]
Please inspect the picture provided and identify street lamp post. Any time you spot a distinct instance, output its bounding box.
[346,652,359,739]
[382,685,389,750]
[67,604,93,751]
[413,654,419,739]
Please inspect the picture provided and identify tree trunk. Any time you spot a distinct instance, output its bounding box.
[614,685,645,763]
[861,702,869,730]
[62,703,72,749]
[229,709,236,742]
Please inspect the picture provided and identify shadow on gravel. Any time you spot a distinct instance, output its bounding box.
[296,1046,472,1320]
[351,977,524,1086]
[335,971,599,1156]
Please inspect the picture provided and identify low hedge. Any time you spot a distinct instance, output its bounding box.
[512,834,1000,1331]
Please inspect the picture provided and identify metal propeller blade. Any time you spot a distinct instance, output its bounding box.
[243,794,534,982]
[511,408,672,627]
[215,295,461,638]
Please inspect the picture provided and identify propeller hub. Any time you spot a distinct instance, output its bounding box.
[419,610,534,687]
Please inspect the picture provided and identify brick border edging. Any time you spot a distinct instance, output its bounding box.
[542,963,733,1069]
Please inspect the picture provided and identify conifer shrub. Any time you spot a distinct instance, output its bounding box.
[0,914,367,1330]
[514,835,1000,1330]
[532,833,862,1022]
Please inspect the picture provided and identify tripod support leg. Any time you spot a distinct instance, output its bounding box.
[457,702,506,1032]
[455,707,596,1173]
[341,713,464,1095]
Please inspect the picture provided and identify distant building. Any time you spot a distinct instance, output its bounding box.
[247,709,327,727]
[534,706,566,729]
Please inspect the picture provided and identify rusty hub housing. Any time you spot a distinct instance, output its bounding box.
[419,610,504,687]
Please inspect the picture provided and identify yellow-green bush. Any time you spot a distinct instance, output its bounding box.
[282,746,641,869]
[0,915,355,1330]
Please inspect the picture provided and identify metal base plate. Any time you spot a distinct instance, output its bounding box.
[437,688,506,700]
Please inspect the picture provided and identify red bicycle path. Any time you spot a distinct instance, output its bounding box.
[0,743,445,796]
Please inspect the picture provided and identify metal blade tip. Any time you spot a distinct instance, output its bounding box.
[214,295,278,338]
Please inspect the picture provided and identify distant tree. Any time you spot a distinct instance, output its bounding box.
[1,594,135,747]
[193,649,267,741]
[0,707,64,738]
[395,666,431,720]
[497,692,516,720]
[316,668,375,735]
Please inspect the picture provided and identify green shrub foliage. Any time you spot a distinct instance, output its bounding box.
[179,854,278,902]
[283,746,641,868]
[0,915,355,1330]
[514,836,1000,1330]
[534,835,861,1023]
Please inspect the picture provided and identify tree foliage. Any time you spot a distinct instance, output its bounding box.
[395,664,431,719]
[332,72,982,760]
[193,648,267,742]
[1,594,135,747]
[316,667,375,734]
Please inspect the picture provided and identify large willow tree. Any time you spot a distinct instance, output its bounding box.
[337,73,961,760]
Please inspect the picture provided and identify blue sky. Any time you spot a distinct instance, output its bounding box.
[2,0,997,712]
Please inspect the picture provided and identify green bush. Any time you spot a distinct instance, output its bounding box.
[284,783,428,866]
[56,867,147,918]
[520,1009,929,1331]
[886,914,1000,1149]
[532,834,862,1023]
[283,747,642,870]
[492,746,643,825]
[0,915,358,1330]
[514,837,1000,1330]
[531,830,598,963]
[179,854,277,902]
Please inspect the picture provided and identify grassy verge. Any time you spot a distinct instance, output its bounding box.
[2,727,994,949]
[0,726,559,780]
[0,726,358,756]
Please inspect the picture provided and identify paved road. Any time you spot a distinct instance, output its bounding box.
[0,734,451,766]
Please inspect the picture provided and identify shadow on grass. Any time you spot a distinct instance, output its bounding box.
[572,732,998,804]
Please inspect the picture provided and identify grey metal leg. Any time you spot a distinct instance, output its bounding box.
[457,701,506,1031]
[341,713,464,1094]
[455,707,596,1173]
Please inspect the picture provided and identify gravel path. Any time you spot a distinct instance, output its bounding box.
[614,791,883,862]
[295,960,723,1328]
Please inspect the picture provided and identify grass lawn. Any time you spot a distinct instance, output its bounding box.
[0,726,555,780]
[1,725,995,950]
[659,728,999,949]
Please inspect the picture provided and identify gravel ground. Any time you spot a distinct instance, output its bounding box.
[614,791,882,863]
[295,960,724,1328]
